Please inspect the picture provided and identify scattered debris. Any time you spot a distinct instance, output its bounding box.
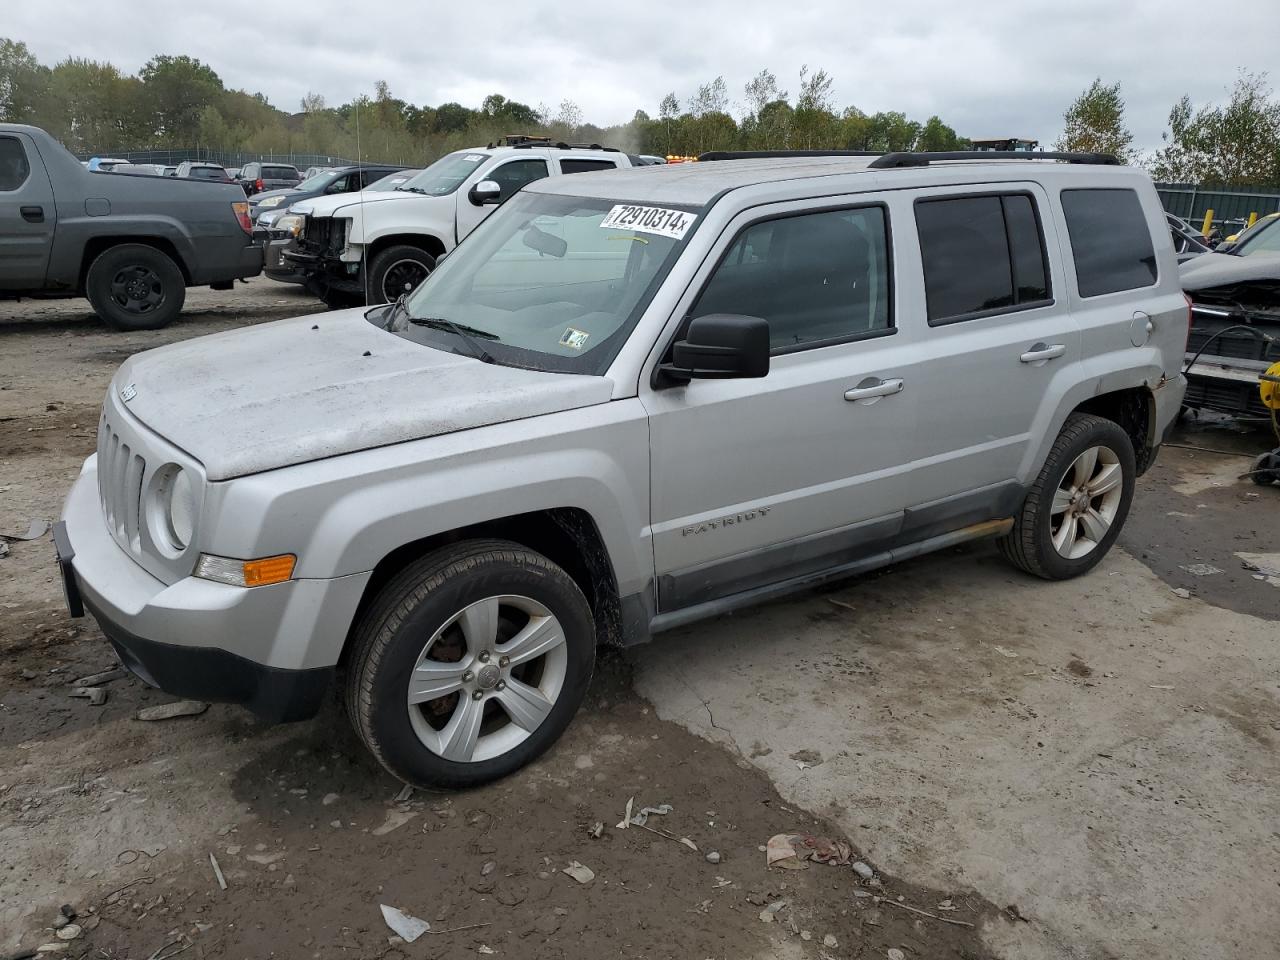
[705,851,722,864]
[991,645,1019,658]
[246,851,285,866]
[68,686,107,706]
[852,861,874,880]
[321,793,340,806]
[135,701,208,721]
[394,784,414,803]
[380,904,430,943]
[54,925,81,941]
[587,821,605,839]
[875,895,975,928]
[481,861,496,876]
[1148,684,1175,690]
[758,899,788,923]
[562,861,595,884]
[1,519,51,542]
[790,748,823,770]
[767,833,853,869]
[827,598,857,613]
[372,809,417,836]
[679,837,698,851]
[937,898,956,911]
[628,802,673,828]
[478,946,495,955]
[823,934,838,948]
[71,667,126,687]
[209,853,227,890]
[615,796,634,829]
[1171,587,1192,599]
[1179,563,1223,577]
[888,949,906,960]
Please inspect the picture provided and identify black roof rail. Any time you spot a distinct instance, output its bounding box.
[699,150,882,161]
[869,150,1121,168]
[492,135,620,153]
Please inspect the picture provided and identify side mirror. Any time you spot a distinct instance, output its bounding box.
[660,314,770,384]
[468,180,502,206]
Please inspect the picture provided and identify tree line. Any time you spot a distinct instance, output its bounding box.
[1055,73,1280,184]
[0,41,965,163]
[3,37,1277,184]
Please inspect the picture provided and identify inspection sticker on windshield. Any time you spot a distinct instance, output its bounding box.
[559,327,590,350]
[600,204,696,240]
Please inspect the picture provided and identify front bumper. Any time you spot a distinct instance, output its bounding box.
[283,249,365,294]
[58,459,370,722]
[264,237,307,283]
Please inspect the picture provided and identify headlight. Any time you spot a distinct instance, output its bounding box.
[259,195,285,208]
[149,464,197,552]
[275,214,305,237]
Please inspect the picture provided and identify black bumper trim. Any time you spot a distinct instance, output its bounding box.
[83,597,333,723]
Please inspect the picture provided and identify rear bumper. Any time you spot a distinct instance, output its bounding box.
[264,237,307,282]
[1155,372,1188,441]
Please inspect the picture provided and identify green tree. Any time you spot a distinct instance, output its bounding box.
[1054,78,1134,160]
[0,38,50,122]
[792,65,835,148]
[139,54,223,144]
[1149,73,1280,184]
[916,115,966,151]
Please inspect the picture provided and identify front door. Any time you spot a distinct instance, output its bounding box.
[0,132,56,290]
[642,199,920,613]
[454,157,550,243]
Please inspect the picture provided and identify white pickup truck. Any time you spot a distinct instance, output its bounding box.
[282,137,642,306]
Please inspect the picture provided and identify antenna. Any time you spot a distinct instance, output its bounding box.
[354,99,368,304]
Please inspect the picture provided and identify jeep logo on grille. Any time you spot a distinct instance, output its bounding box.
[119,383,137,403]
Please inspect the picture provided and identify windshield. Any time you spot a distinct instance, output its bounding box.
[1234,215,1280,257]
[369,169,419,191]
[295,170,340,191]
[398,151,489,196]
[381,191,699,374]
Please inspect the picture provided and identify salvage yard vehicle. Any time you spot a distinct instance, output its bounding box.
[237,161,302,196]
[57,150,1187,788]
[1180,213,1280,419]
[0,124,262,330]
[284,135,641,306]
[249,163,407,222]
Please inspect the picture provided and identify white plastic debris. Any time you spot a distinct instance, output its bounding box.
[562,861,595,884]
[135,700,208,721]
[372,808,417,836]
[616,796,634,829]
[380,904,430,943]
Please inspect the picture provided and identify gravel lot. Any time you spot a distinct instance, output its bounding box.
[2,280,1277,959]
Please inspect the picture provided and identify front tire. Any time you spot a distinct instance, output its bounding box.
[366,244,436,305]
[85,244,186,331]
[345,540,595,789]
[998,413,1136,580]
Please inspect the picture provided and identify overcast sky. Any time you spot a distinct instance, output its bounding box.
[9,0,1279,153]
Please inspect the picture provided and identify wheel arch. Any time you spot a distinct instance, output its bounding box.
[1071,385,1156,474]
[338,507,625,669]
[80,235,194,290]
[366,232,447,263]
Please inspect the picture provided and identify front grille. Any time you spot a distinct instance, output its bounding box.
[97,414,147,553]
[298,217,343,257]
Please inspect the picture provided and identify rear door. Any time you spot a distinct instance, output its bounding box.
[896,183,1081,537]
[0,132,56,290]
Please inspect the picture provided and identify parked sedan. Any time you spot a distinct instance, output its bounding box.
[249,164,408,222]
[174,161,235,183]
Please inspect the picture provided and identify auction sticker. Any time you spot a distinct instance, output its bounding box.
[600,204,696,240]
[559,327,590,350]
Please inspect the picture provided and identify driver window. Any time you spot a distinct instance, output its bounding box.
[324,174,352,194]
[487,159,549,200]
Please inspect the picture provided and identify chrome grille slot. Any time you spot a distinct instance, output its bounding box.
[97,416,148,556]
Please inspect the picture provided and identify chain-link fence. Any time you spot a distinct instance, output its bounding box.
[75,147,369,169]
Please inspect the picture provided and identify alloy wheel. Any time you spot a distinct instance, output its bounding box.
[1049,444,1124,559]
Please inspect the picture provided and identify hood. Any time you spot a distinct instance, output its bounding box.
[250,187,299,203]
[293,189,428,218]
[1181,251,1280,290]
[115,310,615,481]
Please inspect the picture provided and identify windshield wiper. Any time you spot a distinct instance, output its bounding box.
[408,316,500,363]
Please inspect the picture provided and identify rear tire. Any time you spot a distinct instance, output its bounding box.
[998,413,1136,580]
[345,539,595,789]
[85,244,186,331]
[366,244,436,305]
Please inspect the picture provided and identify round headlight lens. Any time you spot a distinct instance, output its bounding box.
[166,467,196,550]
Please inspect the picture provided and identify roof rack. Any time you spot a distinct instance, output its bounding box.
[869,150,1120,167]
[697,149,1121,166]
[488,134,619,153]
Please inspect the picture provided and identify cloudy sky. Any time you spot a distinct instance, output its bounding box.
[8,0,1279,152]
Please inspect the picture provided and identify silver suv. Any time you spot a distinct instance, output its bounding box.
[56,151,1188,788]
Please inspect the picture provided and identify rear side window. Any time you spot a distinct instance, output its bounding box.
[915,193,1051,325]
[0,136,31,191]
[693,205,892,352]
[560,159,619,174]
[1061,188,1157,297]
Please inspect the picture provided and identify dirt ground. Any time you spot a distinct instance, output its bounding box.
[2,281,1278,959]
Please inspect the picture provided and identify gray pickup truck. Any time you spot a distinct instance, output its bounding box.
[0,124,263,330]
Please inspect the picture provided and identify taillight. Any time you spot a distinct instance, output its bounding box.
[232,201,252,234]
[256,178,264,192]
[1183,292,1194,351]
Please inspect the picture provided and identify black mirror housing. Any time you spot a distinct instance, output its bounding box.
[663,314,770,383]
[468,180,502,206]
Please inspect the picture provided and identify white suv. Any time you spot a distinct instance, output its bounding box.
[58,150,1187,788]
[283,137,638,306]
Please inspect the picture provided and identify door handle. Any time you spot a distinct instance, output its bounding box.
[20,205,44,223]
[844,377,904,402]
[1019,343,1066,363]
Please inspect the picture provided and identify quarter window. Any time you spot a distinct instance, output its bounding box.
[0,137,31,191]
[915,193,1051,325]
[692,206,892,352]
[1061,188,1157,297]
